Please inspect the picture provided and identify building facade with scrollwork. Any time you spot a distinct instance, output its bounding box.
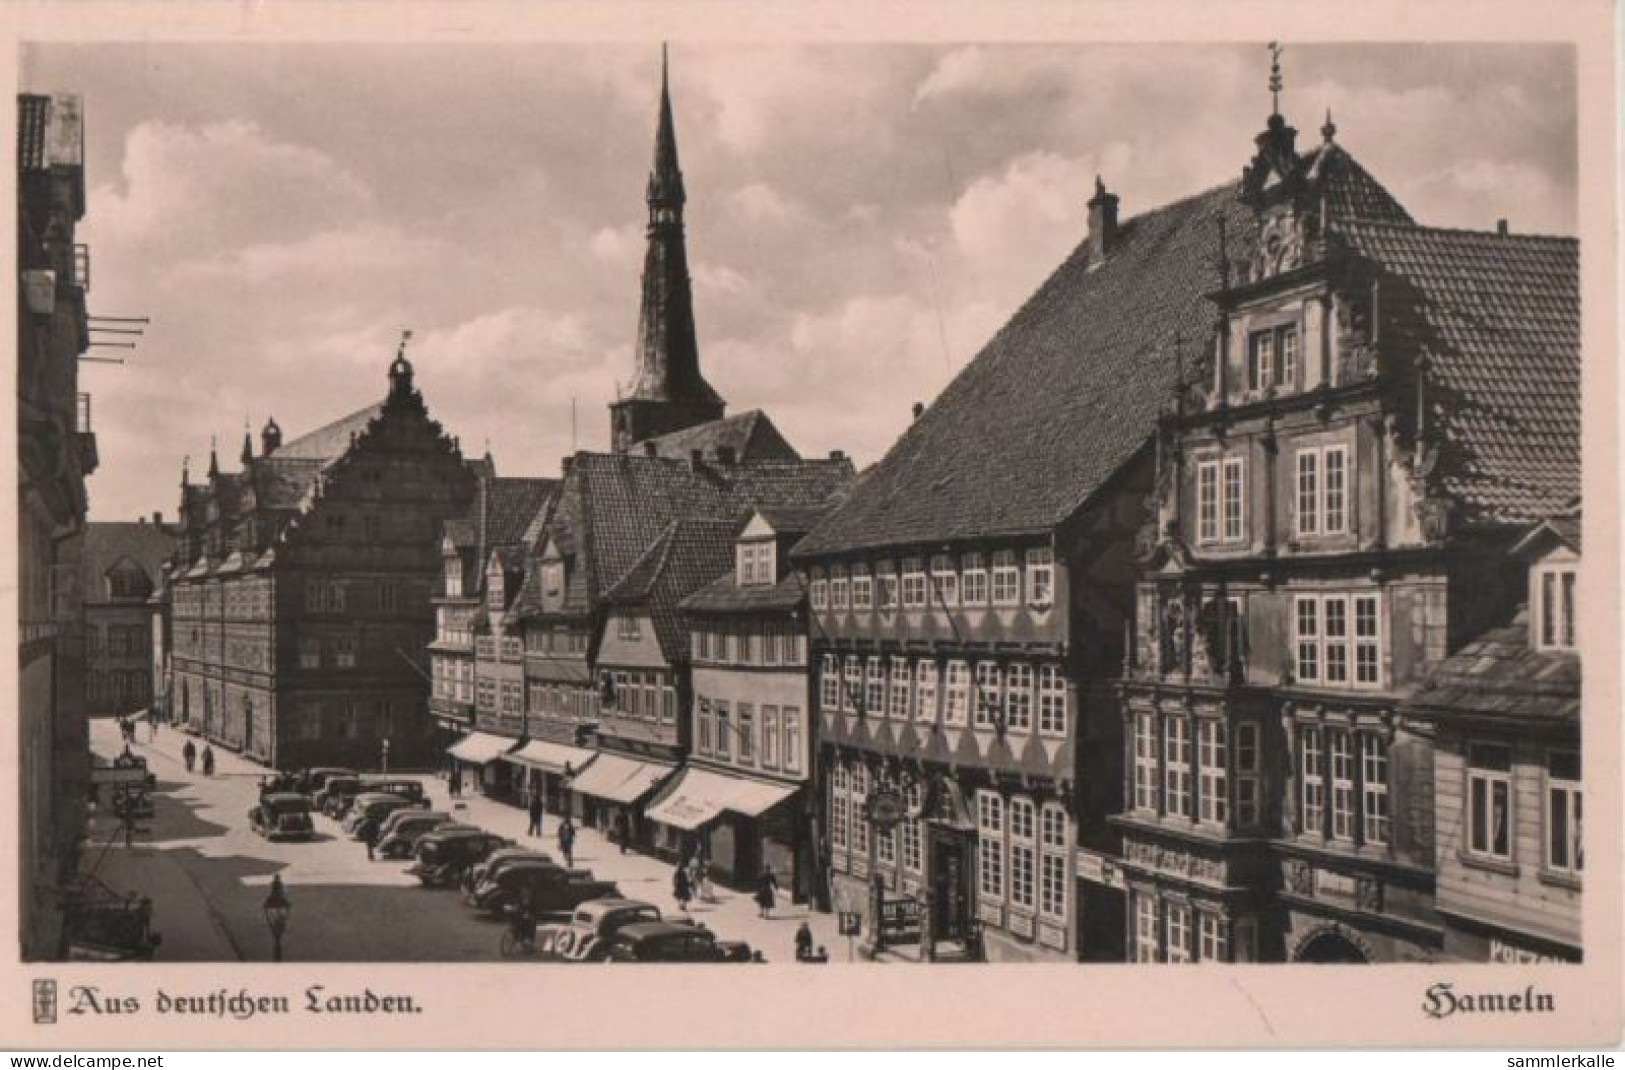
[1115,104,1578,963]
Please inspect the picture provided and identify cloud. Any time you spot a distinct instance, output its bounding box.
[589,224,642,264]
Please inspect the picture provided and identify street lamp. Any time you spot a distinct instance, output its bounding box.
[262,874,291,963]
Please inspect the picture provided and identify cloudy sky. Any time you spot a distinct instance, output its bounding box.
[21,41,1575,524]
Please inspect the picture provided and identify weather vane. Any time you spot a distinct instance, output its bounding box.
[397,328,414,359]
[1269,41,1284,115]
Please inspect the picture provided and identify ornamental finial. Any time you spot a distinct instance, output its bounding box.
[1268,41,1284,115]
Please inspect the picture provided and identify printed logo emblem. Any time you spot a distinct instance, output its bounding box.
[33,978,57,1024]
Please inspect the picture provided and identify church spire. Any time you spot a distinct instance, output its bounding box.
[240,421,254,466]
[207,435,219,478]
[610,46,726,453]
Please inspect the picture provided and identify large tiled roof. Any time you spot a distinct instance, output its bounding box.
[518,451,854,619]
[267,401,383,460]
[681,568,806,615]
[1406,608,1579,724]
[1302,144,1414,227]
[795,181,1256,556]
[79,522,178,599]
[1339,221,1579,525]
[254,457,326,510]
[601,518,739,662]
[632,409,800,463]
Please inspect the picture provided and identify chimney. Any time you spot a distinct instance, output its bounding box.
[715,445,736,465]
[138,515,146,525]
[1497,219,1509,236]
[829,449,846,462]
[911,401,924,421]
[690,448,704,471]
[1087,175,1120,263]
[560,456,574,477]
[643,440,658,457]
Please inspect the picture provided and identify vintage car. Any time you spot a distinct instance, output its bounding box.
[315,775,363,817]
[600,921,755,963]
[407,828,511,887]
[466,847,555,889]
[372,810,456,860]
[465,860,614,916]
[249,793,316,841]
[523,898,667,962]
[109,750,158,792]
[301,767,355,796]
[343,793,415,841]
[354,779,429,808]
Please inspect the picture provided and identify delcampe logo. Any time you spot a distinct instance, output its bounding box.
[33,978,58,1024]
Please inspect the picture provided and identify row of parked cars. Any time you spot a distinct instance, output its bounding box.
[262,768,759,962]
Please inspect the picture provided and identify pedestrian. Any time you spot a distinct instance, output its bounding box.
[201,745,215,777]
[672,864,692,913]
[527,790,545,838]
[450,766,463,798]
[147,708,158,740]
[755,867,780,919]
[794,920,813,961]
[613,810,631,854]
[182,738,197,773]
[557,816,576,868]
[696,856,716,904]
[365,827,375,862]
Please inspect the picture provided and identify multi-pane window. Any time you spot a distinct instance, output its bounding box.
[865,657,885,714]
[961,553,988,606]
[715,702,732,760]
[1165,902,1193,964]
[977,792,1005,900]
[299,637,320,670]
[1198,457,1247,545]
[944,661,970,726]
[1250,324,1299,390]
[914,661,939,723]
[1038,666,1066,736]
[738,705,755,763]
[930,555,959,608]
[1198,461,1220,544]
[973,662,1003,729]
[1134,713,1159,811]
[1546,750,1582,875]
[696,699,714,756]
[901,559,927,609]
[1004,663,1033,732]
[879,570,899,611]
[851,569,873,611]
[333,635,357,669]
[829,766,848,850]
[783,708,802,773]
[1329,728,1355,839]
[1133,892,1161,963]
[1198,720,1228,825]
[1164,715,1192,818]
[1537,566,1578,650]
[820,654,841,711]
[1294,593,1382,689]
[831,575,849,610]
[888,658,911,719]
[810,579,828,610]
[1362,734,1390,845]
[1235,722,1261,827]
[1467,744,1513,861]
[843,656,861,712]
[991,551,1021,606]
[1295,446,1350,537]
[1008,798,1036,911]
[1301,726,1325,834]
[902,783,924,874]
[1198,914,1228,964]
[1026,548,1054,607]
[1039,804,1068,921]
[876,818,896,866]
[1222,458,1245,542]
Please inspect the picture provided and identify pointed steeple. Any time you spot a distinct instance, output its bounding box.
[610,46,726,453]
[207,435,219,478]
[240,422,254,466]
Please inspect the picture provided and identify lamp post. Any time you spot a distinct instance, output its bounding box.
[262,874,291,962]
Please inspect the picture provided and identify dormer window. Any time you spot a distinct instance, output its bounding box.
[444,559,463,598]
[486,569,504,612]
[1249,324,1299,392]
[738,540,777,587]
[1535,563,1578,650]
[542,561,564,599]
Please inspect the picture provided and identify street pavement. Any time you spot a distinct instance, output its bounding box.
[87,718,837,964]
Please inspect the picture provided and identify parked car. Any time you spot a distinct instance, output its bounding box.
[373,810,456,860]
[302,767,356,796]
[467,847,555,889]
[248,793,316,841]
[355,779,429,808]
[315,775,362,817]
[522,898,666,962]
[466,860,614,917]
[408,828,511,887]
[343,793,415,842]
[601,921,755,963]
[111,786,154,820]
[110,750,158,792]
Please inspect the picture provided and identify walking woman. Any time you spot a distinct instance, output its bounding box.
[182,738,197,773]
[201,745,215,777]
[672,863,693,914]
[754,867,780,919]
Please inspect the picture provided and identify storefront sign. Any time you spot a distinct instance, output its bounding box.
[878,897,921,944]
[1490,938,1566,965]
[866,788,906,832]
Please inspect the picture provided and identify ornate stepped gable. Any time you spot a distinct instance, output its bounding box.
[797,113,1575,557]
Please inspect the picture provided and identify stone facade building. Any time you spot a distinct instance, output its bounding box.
[17,91,97,960]
[78,518,177,719]
[1116,105,1578,963]
[168,347,478,770]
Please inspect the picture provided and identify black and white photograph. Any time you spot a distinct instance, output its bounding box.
[7,0,1620,1052]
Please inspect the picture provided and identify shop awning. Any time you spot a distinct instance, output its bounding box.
[506,739,596,776]
[643,766,797,832]
[569,753,673,804]
[446,731,518,766]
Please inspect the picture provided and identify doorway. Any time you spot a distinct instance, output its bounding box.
[1295,928,1370,964]
[929,825,974,946]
